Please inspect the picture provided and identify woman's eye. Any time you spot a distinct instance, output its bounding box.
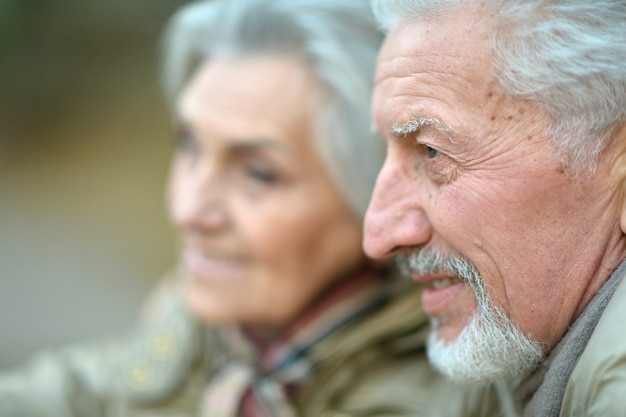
[425,145,439,158]
[247,166,279,184]
[175,127,200,154]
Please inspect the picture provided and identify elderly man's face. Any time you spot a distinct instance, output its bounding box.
[365,9,624,380]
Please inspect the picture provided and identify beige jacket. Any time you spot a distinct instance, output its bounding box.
[0,278,502,417]
[560,271,626,416]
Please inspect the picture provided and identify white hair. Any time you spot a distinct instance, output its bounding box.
[372,0,626,175]
[161,0,385,218]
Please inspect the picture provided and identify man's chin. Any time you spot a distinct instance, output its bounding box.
[428,317,466,345]
[426,313,544,383]
[428,310,479,345]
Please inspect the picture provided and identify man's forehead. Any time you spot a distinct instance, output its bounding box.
[379,8,492,61]
[374,15,497,103]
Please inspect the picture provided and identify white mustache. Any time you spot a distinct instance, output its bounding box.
[397,247,490,307]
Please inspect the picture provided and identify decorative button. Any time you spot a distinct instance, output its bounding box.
[152,332,176,358]
[128,362,154,390]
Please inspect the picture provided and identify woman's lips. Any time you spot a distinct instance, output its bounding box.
[183,248,247,281]
[412,274,467,316]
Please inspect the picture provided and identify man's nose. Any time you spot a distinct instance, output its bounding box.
[363,159,433,258]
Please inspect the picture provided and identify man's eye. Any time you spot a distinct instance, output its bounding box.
[425,145,439,158]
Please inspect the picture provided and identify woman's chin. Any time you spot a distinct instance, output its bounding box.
[184,290,236,325]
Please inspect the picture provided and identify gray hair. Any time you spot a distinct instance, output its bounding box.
[162,0,385,218]
[372,0,626,175]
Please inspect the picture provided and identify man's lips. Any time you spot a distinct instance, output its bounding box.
[410,272,463,287]
[431,276,463,289]
[411,273,467,316]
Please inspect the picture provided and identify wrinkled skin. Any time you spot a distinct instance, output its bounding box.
[364,8,626,352]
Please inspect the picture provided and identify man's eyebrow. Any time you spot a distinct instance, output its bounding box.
[391,117,456,141]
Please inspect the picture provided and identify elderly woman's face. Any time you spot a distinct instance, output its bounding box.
[168,57,365,329]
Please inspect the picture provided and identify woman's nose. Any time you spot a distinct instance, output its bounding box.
[169,164,227,232]
[363,159,433,258]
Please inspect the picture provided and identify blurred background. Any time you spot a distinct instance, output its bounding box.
[0,0,191,368]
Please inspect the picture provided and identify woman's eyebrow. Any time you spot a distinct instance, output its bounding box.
[226,138,295,157]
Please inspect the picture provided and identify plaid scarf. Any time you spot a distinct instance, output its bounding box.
[200,269,391,417]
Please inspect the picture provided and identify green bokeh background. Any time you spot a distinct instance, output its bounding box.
[0,0,191,368]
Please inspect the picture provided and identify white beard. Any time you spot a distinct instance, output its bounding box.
[426,305,543,383]
[401,248,544,383]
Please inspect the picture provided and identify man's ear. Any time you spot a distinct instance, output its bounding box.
[619,185,626,235]
[610,122,626,234]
